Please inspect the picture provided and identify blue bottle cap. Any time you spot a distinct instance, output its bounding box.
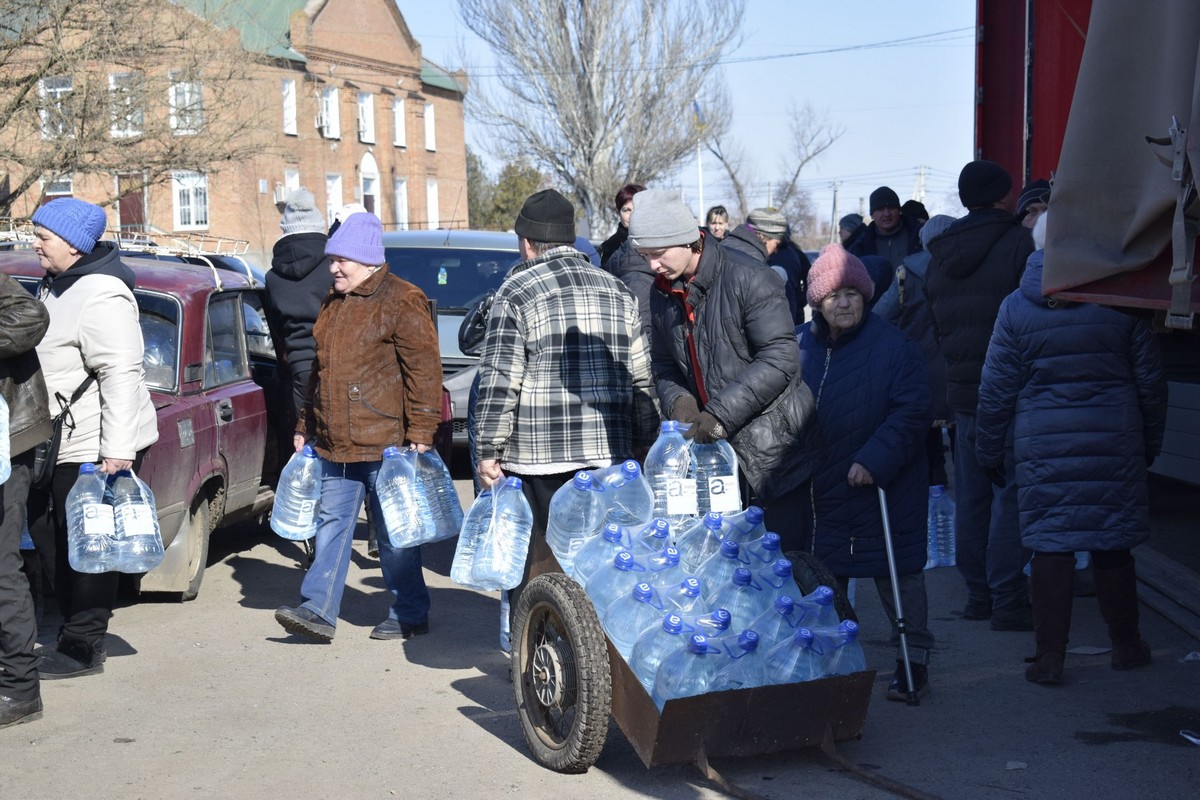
[506,476,524,490]
[79,463,98,475]
[745,506,764,524]
[719,539,740,559]
[650,518,669,536]
[602,523,624,543]
[774,595,795,613]
[771,558,793,578]
[709,608,732,630]
[620,460,640,480]
[686,634,710,654]
[795,627,815,644]
[737,630,760,651]
[633,583,654,602]
[572,471,593,490]
[663,614,684,634]
[642,519,669,540]
[301,444,317,458]
[840,619,859,640]
[814,585,834,605]
[761,532,781,551]
[732,567,752,586]
[679,577,702,597]
[382,446,401,459]
[660,420,679,433]
[662,546,681,566]
[703,512,723,529]
[614,551,636,571]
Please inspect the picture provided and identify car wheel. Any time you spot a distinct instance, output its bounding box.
[179,498,212,602]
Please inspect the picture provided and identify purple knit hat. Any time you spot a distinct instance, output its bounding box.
[325,212,384,265]
[31,198,108,254]
[806,244,875,307]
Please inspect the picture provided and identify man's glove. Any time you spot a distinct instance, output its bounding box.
[684,411,727,444]
[670,394,701,424]
[985,465,1007,488]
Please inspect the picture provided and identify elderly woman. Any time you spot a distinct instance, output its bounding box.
[797,244,934,701]
[976,213,1167,685]
[274,212,442,643]
[26,198,159,680]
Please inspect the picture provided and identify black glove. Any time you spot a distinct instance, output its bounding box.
[670,394,701,425]
[985,465,1007,488]
[684,411,726,444]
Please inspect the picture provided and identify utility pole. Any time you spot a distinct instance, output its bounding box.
[829,180,841,244]
[913,164,927,203]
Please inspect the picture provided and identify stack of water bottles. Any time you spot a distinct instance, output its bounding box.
[541,422,866,711]
[66,465,164,574]
[451,475,534,591]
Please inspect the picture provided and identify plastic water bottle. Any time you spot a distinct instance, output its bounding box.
[630,518,670,554]
[644,546,687,593]
[66,464,116,573]
[584,550,647,615]
[743,532,783,566]
[813,620,866,676]
[271,445,322,540]
[571,522,629,586]
[766,627,824,684]
[691,439,741,516]
[715,630,771,691]
[471,477,534,590]
[925,485,956,568]
[675,512,724,573]
[661,576,705,616]
[630,613,688,694]
[411,449,464,542]
[795,585,840,629]
[643,421,697,522]
[695,539,749,602]
[451,489,493,588]
[437,266,447,285]
[722,505,766,545]
[603,582,665,660]
[683,607,733,640]
[597,460,654,530]
[652,633,722,709]
[545,471,606,574]
[0,396,10,484]
[759,558,804,604]
[377,446,434,547]
[109,470,164,573]
[749,595,803,647]
[710,567,773,631]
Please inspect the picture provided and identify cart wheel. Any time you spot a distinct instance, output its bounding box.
[786,550,858,623]
[511,573,611,773]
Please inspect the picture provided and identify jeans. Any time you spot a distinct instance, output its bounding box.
[298,458,430,628]
[953,412,1028,614]
[1,453,38,700]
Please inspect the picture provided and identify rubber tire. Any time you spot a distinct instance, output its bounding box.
[511,573,611,774]
[179,498,212,601]
[786,549,858,623]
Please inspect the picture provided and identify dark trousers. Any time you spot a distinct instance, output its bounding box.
[508,470,575,616]
[0,452,38,700]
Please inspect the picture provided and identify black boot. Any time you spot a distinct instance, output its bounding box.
[1093,555,1151,671]
[1026,552,1074,685]
[37,636,104,680]
[0,693,43,729]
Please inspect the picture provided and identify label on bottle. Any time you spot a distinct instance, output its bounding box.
[706,469,741,513]
[82,503,116,537]
[665,478,699,516]
[294,499,317,528]
[116,503,156,536]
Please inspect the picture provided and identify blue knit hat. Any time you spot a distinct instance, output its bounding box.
[325,212,384,265]
[32,198,108,254]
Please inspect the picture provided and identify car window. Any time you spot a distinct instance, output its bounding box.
[384,246,516,311]
[240,292,275,358]
[136,292,181,392]
[204,293,249,387]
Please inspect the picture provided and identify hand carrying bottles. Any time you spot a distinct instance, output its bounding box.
[691,439,741,516]
[377,446,435,547]
[643,421,697,522]
[271,444,322,541]
[545,471,606,574]
[470,477,534,590]
[451,488,493,588]
[411,448,464,543]
[66,463,116,573]
[108,469,164,573]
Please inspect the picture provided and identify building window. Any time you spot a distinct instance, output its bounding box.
[109,73,143,138]
[325,174,343,227]
[169,73,204,135]
[393,178,408,231]
[282,79,297,136]
[357,93,375,144]
[172,171,209,230]
[43,174,74,197]
[319,86,340,139]
[284,169,300,194]
[38,76,73,139]
[424,103,436,151]
[393,99,406,147]
[426,179,439,229]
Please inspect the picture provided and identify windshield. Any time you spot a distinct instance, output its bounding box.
[384,246,517,311]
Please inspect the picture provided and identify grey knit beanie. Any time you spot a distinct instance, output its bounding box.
[280,188,326,235]
[747,208,788,239]
[628,189,700,249]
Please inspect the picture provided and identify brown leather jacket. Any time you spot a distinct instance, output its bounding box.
[0,274,52,456]
[298,266,441,462]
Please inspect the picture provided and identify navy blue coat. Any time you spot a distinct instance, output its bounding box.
[797,312,930,577]
[975,252,1168,553]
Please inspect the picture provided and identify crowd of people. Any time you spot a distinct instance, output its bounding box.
[0,156,1167,730]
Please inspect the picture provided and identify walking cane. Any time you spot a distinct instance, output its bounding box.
[877,487,920,706]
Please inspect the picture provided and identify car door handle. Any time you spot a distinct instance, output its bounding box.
[217,399,234,422]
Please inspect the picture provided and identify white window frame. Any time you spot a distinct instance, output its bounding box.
[284,169,300,197]
[168,73,204,135]
[282,79,297,136]
[426,179,439,229]
[393,178,408,231]
[42,174,74,197]
[38,76,73,140]
[392,99,406,147]
[172,171,209,230]
[108,72,143,138]
[325,174,343,227]
[423,102,436,151]
[357,92,375,144]
[319,86,340,139]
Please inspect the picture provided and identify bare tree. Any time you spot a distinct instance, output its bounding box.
[456,0,744,236]
[0,0,272,214]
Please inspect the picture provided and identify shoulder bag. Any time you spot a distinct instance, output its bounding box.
[30,374,96,489]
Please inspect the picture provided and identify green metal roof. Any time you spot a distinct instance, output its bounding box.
[173,0,308,62]
[421,59,466,96]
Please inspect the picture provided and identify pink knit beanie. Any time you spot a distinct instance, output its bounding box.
[806,244,875,307]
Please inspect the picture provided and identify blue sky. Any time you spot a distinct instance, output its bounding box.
[396,1,977,231]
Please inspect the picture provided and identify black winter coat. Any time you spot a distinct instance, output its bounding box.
[0,274,52,456]
[264,232,334,415]
[720,225,800,324]
[848,216,923,268]
[650,241,818,500]
[603,238,655,341]
[924,209,1033,414]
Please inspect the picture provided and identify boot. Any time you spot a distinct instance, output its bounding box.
[1092,557,1152,671]
[37,635,104,680]
[1025,552,1075,685]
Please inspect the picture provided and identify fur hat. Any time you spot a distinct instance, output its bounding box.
[325,212,384,265]
[869,187,901,214]
[31,198,108,254]
[628,189,701,249]
[958,160,1013,208]
[806,244,875,307]
[514,189,576,243]
[280,188,326,235]
[747,208,788,239]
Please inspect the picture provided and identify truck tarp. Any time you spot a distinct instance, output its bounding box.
[1043,0,1200,316]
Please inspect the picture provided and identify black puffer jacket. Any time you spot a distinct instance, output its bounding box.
[603,238,655,341]
[0,274,52,456]
[650,241,818,500]
[721,225,798,322]
[848,216,924,266]
[924,209,1032,414]
[264,232,334,415]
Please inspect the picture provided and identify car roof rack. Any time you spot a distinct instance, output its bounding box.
[113,231,257,289]
[0,218,35,244]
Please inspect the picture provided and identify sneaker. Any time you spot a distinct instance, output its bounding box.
[275,606,335,642]
[370,618,429,640]
[886,661,930,702]
[0,694,43,729]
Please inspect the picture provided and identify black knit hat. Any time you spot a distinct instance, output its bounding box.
[1016,179,1052,219]
[869,186,901,213]
[514,189,576,243]
[958,160,1013,208]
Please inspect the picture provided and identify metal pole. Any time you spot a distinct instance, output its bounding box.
[877,487,919,706]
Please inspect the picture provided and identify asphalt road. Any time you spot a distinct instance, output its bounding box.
[3,480,1198,800]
